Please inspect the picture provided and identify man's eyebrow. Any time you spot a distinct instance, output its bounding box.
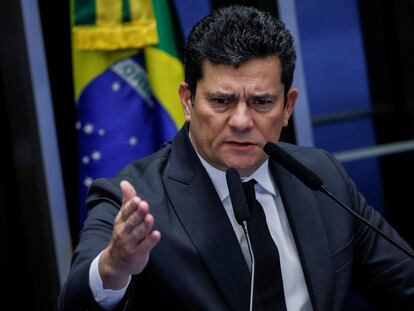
[204,91,236,99]
[247,93,278,100]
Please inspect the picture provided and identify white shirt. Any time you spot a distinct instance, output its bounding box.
[198,156,312,311]
[90,155,313,311]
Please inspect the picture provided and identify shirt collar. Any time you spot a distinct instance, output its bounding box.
[243,159,277,197]
[195,151,277,201]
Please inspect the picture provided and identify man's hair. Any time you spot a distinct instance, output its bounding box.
[183,5,296,99]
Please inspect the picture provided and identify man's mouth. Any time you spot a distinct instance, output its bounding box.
[226,141,257,149]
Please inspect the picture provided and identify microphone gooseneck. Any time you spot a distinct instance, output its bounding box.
[264,142,414,260]
[225,168,255,311]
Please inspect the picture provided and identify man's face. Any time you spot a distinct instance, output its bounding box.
[179,56,297,176]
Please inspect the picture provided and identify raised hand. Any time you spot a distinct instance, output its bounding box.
[98,180,161,289]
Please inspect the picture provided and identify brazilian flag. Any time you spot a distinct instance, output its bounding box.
[72,0,185,223]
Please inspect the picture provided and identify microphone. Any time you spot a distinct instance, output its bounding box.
[225,168,255,311]
[264,142,414,260]
[226,168,250,224]
[263,142,323,190]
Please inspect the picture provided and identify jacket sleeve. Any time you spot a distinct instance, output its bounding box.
[58,177,135,311]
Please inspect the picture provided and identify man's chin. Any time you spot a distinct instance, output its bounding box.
[225,159,261,177]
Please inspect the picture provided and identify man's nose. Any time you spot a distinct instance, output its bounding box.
[228,102,254,131]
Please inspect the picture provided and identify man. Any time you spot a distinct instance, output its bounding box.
[59,5,414,311]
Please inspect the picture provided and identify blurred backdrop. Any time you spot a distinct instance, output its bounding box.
[1,0,413,310]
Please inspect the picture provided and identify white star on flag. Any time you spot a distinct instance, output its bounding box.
[81,156,90,164]
[129,136,138,146]
[112,81,121,92]
[83,177,93,187]
[91,151,101,161]
[83,123,94,134]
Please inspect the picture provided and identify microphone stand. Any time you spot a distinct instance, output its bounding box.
[241,221,255,311]
[320,185,414,259]
[225,167,255,310]
[264,142,414,260]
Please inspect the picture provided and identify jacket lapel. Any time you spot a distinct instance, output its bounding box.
[270,160,334,311]
[162,127,253,310]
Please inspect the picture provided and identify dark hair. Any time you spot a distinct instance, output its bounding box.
[183,5,296,100]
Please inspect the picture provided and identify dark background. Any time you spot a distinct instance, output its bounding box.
[1,0,413,310]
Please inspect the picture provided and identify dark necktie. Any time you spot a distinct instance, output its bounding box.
[242,179,287,311]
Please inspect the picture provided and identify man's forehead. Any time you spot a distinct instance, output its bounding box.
[197,56,283,92]
[200,56,281,71]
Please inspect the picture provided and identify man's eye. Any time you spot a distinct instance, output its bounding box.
[213,98,231,105]
[251,98,272,106]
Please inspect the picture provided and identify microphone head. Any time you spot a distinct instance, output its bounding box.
[263,142,323,190]
[225,168,250,224]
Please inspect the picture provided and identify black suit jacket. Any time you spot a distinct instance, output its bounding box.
[59,125,414,311]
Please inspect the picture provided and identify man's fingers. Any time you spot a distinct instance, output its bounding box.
[119,197,144,223]
[120,180,137,205]
[135,230,161,255]
[123,200,149,232]
[108,183,160,277]
[112,211,160,259]
[127,211,154,242]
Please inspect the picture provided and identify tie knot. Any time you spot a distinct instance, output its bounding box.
[242,179,257,202]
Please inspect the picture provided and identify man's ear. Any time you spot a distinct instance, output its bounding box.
[283,88,298,127]
[179,82,192,122]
